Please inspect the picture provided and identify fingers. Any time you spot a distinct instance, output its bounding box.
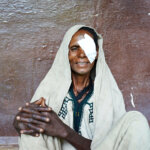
[34,97,44,105]
[32,114,50,122]
[17,112,50,123]
[17,116,45,124]
[13,117,27,135]
[19,105,51,115]
[41,98,46,107]
[20,129,35,134]
[27,123,44,133]
[13,118,38,137]
[16,116,46,135]
[19,107,41,115]
[19,113,33,118]
[34,107,52,112]
[34,97,46,107]
[18,105,38,115]
[18,98,51,114]
[20,129,40,137]
[20,98,44,110]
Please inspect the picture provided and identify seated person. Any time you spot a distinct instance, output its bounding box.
[13,25,150,150]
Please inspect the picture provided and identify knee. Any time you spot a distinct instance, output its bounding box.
[124,111,150,135]
[125,111,148,122]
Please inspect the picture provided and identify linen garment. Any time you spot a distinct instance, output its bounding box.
[19,25,150,150]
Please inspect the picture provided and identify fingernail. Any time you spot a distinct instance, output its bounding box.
[20,130,24,134]
[46,118,50,122]
[18,107,22,111]
[39,128,44,133]
[16,116,20,120]
[26,102,29,106]
[35,133,39,137]
[48,107,52,111]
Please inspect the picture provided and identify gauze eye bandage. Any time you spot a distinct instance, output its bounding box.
[78,34,97,63]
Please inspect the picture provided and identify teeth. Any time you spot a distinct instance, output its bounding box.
[77,62,88,66]
[77,62,87,64]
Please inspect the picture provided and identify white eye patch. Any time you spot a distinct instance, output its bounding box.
[78,34,97,63]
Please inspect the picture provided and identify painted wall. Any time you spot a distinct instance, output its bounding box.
[0,0,149,136]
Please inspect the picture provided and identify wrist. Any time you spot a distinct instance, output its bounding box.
[61,125,91,150]
[60,124,72,140]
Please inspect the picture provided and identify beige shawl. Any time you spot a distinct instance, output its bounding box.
[19,25,130,150]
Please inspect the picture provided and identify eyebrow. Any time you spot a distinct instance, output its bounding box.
[70,45,80,48]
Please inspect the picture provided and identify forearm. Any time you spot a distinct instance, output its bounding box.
[62,124,91,150]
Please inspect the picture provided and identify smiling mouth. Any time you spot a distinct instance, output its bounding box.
[75,62,89,67]
[76,62,88,65]
[76,62,89,64]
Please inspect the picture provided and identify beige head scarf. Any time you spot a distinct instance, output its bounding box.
[30,25,126,146]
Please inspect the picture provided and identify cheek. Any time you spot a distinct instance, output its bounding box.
[68,52,77,62]
[88,61,96,70]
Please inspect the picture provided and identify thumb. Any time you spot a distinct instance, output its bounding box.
[34,97,46,106]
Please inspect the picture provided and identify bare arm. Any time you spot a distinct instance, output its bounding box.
[63,123,91,150]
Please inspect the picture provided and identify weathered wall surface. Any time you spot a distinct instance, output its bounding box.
[97,0,150,123]
[0,0,149,136]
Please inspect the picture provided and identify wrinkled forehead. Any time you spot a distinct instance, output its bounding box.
[69,29,94,46]
[73,29,94,40]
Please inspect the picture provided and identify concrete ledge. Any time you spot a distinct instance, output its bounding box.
[0,145,18,150]
[0,136,18,145]
[0,136,18,150]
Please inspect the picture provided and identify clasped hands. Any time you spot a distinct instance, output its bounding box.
[13,97,67,138]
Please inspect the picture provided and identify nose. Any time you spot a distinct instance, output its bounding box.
[79,48,86,58]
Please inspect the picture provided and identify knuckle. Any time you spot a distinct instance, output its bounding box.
[33,114,39,119]
[42,123,46,130]
[32,114,35,118]
[43,112,49,116]
[18,107,22,111]
[27,123,33,128]
[39,128,44,133]
[45,117,50,122]
[45,112,49,115]
[16,116,20,120]
[22,108,27,112]
[29,118,33,122]
[30,109,34,113]
[25,102,29,106]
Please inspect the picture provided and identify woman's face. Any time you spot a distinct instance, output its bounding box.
[68,30,98,76]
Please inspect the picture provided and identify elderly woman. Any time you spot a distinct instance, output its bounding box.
[14,25,150,150]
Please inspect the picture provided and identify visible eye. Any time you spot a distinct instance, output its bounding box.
[70,46,79,51]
